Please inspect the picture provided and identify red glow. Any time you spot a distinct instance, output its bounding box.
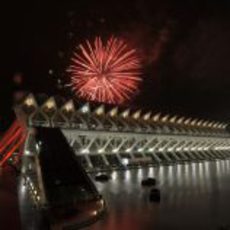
[67,36,142,104]
[0,127,22,153]
[0,121,27,167]
[0,121,20,151]
[0,133,26,166]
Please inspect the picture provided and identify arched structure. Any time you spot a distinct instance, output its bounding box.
[14,93,230,172]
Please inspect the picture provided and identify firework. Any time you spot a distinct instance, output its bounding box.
[67,36,141,104]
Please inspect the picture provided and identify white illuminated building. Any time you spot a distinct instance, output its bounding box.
[15,93,230,171]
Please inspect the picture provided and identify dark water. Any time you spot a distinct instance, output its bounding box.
[87,160,230,230]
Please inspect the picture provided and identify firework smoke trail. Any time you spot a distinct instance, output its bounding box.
[67,36,142,104]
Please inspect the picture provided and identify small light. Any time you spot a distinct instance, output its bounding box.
[122,158,129,165]
[133,110,141,119]
[153,113,161,122]
[122,109,130,118]
[125,148,131,153]
[64,102,74,112]
[81,104,89,113]
[48,69,54,75]
[92,211,97,216]
[95,106,104,116]
[25,150,30,155]
[100,199,104,206]
[36,143,40,151]
[98,149,104,153]
[46,100,55,109]
[24,98,34,107]
[143,112,151,120]
[109,107,118,117]
[81,149,89,154]
[30,182,35,191]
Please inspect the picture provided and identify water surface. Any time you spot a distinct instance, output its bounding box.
[87,160,230,230]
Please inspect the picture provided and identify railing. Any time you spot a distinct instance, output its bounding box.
[27,118,230,139]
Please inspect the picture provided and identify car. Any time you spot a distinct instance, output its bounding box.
[149,188,161,202]
[95,173,110,182]
[141,177,156,186]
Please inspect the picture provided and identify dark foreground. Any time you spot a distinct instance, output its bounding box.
[0,166,21,230]
[88,160,230,230]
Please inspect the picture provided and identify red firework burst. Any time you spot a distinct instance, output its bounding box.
[67,36,141,104]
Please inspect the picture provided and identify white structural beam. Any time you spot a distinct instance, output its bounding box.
[142,138,158,151]
[100,137,114,153]
[112,137,129,153]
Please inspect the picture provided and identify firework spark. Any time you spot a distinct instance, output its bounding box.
[67,36,141,104]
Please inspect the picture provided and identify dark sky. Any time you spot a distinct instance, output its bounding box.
[1,0,230,127]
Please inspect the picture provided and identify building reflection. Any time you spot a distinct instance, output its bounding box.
[88,160,230,230]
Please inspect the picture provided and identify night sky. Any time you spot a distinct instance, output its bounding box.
[1,0,230,129]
